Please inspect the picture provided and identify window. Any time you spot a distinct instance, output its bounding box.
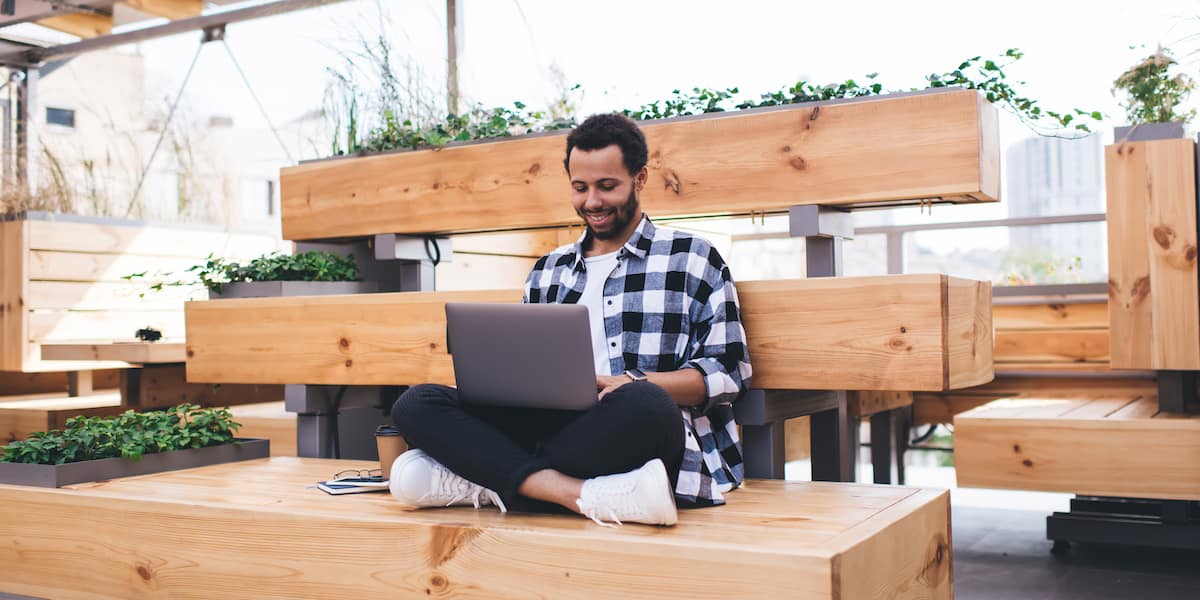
[46,107,75,128]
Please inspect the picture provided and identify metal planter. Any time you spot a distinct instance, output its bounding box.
[209,281,375,299]
[0,438,270,488]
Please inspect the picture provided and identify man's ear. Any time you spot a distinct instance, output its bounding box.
[634,167,648,191]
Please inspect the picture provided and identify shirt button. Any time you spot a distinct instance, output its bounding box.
[610,342,616,347]
[606,300,612,305]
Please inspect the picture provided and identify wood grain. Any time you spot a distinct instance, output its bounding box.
[228,402,296,456]
[1105,139,1200,369]
[848,391,914,418]
[0,369,121,396]
[991,301,1108,330]
[121,0,204,20]
[0,457,951,599]
[128,364,283,409]
[993,330,1109,364]
[281,89,998,240]
[954,395,1200,499]
[0,220,28,371]
[0,391,125,442]
[37,13,112,38]
[40,342,187,364]
[946,277,994,389]
[29,311,187,343]
[26,219,279,259]
[185,275,993,392]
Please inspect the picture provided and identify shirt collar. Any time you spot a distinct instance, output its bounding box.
[569,214,656,270]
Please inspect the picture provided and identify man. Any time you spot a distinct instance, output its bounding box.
[389,113,751,527]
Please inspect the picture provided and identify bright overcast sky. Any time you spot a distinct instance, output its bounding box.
[137,0,1200,139]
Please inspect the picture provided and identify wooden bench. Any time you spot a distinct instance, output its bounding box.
[954,394,1200,499]
[0,457,952,599]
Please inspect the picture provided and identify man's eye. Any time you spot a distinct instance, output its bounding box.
[599,184,616,191]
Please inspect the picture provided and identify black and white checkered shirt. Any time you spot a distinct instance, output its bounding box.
[523,215,752,506]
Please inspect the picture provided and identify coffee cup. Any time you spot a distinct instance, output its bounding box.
[375,424,408,480]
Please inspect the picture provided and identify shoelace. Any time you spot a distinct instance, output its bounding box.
[429,465,509,513]
[576,479,640,528]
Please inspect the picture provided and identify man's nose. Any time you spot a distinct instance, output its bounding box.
[584,188,604,209]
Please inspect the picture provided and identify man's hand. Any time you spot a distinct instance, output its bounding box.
[596,374,631,401]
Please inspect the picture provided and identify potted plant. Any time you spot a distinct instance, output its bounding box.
[1112,46,1196,142]
[127,249,371,299]
[0,404,269,487]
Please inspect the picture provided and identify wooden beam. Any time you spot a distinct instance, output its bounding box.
[280,89,999,240]
[36,13,114,38]
[184,274,993,392]
[1106,139,1200,369]
[993,329,1109,365]
[0,370,121,396]
[954,396,1200,500]
[0,457,951,599]
[120,0,204,20]
[40,342,186,364]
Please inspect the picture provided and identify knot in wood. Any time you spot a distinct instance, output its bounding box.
[428,573,449,593]
[789,156,808,171]
[528,163,541,176]
[1152,225,1175,250]
[136,564,153,582]
[662,170,682,194]
[339,338,350,349]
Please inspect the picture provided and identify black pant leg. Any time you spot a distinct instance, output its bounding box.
[539,381,686,488]
[391,383,565,502]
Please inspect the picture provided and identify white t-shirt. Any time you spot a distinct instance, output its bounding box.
[580,250,620,376]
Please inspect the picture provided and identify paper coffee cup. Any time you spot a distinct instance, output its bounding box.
[375,424,408,480]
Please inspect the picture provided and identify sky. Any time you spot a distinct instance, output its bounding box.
[111,0,1200,245]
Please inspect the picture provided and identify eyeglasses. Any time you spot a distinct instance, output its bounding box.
[333,468,383,481]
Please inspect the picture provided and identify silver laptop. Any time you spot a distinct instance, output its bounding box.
[445,302,599,410]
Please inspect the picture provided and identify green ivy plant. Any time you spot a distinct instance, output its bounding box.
[124,250,359,294]
[335,48,1102,156]
[0,404,241,465]
[1113,46,1196,125]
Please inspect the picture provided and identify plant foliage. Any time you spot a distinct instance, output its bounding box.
[0,404,241,465]
[332,48,1103,156]
[124,250,359,294]
[1112,46,1196,125]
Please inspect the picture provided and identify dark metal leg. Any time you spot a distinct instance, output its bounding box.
[1157,371,1196,413]
[742,421,785,479]
[810,393,855,482]
[870,410,893,484]
[1047,496,1200,551]
[894,406,910,485]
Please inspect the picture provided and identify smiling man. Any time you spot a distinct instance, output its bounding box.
[389,113,752,527]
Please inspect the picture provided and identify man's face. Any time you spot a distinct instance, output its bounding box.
[568,145,645,242]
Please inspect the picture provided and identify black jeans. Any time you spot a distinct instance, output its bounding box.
[391,381,685,512]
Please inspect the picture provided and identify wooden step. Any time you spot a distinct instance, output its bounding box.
[228,401,296,456]
[0,457,951,599]
[185,274,994,392]
[954,395,1200,500]
[0,391,125,442]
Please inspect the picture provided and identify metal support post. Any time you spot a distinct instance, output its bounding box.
[1156,370,1196,414]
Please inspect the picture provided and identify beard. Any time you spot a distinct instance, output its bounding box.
[578,187,640,241]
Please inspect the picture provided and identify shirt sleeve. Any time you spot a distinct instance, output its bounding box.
[684,245,752,414]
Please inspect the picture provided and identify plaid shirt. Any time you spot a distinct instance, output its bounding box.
[523,215,752,506]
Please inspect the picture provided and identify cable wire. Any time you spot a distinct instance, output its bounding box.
[221,38,295,165]
[123,41,204,218]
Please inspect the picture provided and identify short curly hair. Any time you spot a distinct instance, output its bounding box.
[563,113,648,176]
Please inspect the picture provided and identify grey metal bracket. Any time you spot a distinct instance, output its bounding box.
[1157,371,1197,414]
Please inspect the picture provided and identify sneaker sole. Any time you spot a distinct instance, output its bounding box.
[643,459,679,526]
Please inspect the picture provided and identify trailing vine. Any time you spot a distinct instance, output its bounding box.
[333,49,1103,156]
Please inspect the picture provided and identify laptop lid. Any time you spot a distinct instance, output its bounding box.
[445,302,598,410]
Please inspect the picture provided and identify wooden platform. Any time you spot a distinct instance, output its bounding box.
[954,395,1200,500]
[229,401,296,456]
[40,341,187,364]
[0,391,124,442]
[0,457,952,599]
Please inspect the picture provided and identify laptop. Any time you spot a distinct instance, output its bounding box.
[445,302,599,410]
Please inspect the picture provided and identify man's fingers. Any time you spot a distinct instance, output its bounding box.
[597,385,617,401]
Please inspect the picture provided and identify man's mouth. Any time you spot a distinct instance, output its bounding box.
[584,211,614,228]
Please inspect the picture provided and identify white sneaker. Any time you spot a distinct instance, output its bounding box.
[388,449,507,512]
[576,458,678,527]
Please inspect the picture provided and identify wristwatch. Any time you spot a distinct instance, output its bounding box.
[624,368,648,382]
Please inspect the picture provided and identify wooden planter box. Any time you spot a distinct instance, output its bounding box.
[0,437,269,487]
[0,212,279,373]
[280,88,1000,240]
